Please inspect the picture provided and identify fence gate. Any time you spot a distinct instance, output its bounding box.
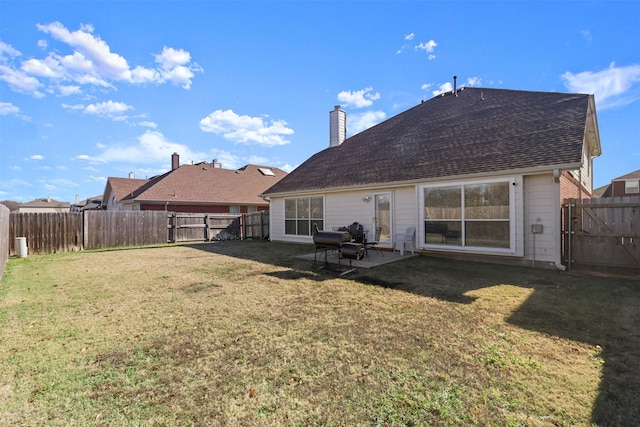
[563,196,640,274]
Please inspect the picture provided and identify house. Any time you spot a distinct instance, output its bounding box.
[262,87,602,269]
[593,169,640,198]
[17,197,71,213]
[70,195,103,212]
[102,153,288,214]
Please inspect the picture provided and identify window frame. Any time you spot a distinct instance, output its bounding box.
[419,178,516,253]
[284,196,324,236]
[624,180,639,194]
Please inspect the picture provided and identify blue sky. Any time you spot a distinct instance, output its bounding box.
[1,1,639,204]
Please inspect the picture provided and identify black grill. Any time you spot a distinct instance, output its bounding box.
[313,230,364,273]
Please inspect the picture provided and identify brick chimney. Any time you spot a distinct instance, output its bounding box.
[171,152,179,170]
[329,105,346,147]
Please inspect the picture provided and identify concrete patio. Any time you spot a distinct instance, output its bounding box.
[297,246,418,271]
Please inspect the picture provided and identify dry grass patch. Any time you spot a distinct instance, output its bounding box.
[1,240,638,426]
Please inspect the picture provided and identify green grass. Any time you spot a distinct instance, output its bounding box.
[1,240,638,426]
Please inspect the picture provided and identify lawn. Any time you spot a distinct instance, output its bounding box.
[1,240,638,426]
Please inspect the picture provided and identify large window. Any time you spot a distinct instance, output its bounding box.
[285,197,324,236]
[423,180,512,249]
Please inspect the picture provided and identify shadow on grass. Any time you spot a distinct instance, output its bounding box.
[186,240,640,425]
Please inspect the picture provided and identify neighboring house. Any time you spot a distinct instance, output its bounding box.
[70,195,103,212]
[17,198,71,213]
[593,169,640,198]
[262,87,602,269]
[102,153,288,214]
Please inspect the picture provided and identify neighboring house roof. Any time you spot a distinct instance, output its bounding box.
[592,184,612,198]
[106,163,287,206]
[611,169,640,181]
[105,177,150,203]
[263,87,600,196]
[18,198,70,209]
[593,169,640,198]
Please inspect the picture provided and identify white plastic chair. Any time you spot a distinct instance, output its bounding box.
[394,226,416,255]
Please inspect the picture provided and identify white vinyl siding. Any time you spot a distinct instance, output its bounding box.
[523,173,556,263]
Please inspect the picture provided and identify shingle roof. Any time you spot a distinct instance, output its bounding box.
[611,169,640,181]
[117,164,287,205]
[108,177,150,201]
[19,198,70,208]
[263,87,592,195]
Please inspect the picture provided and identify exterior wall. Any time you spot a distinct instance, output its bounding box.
[611,180,640,197]
[17,206,70,213]
[565,142,594,199]
[523,173,557,266]
[269,173,563,268]
[560,171,584,201]
[392,187,418,247]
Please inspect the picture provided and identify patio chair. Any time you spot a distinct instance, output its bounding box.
[394,226,416,256]
[364,226,383,259]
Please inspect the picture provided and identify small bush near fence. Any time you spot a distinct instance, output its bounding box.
[6,210,269,256]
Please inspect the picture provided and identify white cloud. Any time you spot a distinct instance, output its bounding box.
[84,100,132,119]
[27,154,44,160]
[0,22,203,99]
[432,82,453,96]
[63,100,133,121]
[0,41,21,59]
[37,21,132,81]
[421,83,432,91]
[98,130,206,164]
[348,111,386,135]
[337,87,381,108]
[247,155,269,165]
[57,85,82,96]
[466,77,482,86]
[62,103,85,111]
[415,40,437,60]
[0,101,20,115]
[0,178,32,191]
[0,64,45,97]
[138,120,158,129]
[581,29,592,43]
[9,165,22,171]
[397,34,438,58]
[199,109,294,147]
[562,62,640,109]
[280,163,295,173]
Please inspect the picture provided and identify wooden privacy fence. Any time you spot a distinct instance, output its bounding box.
[0,205,9,280]
[7,210,270,256]
[563,196,640,274]
[9,212,83,255]
[84,210,167,250]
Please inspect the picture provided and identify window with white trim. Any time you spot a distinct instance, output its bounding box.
[625,180,639,194]
[285,196,324,236]
[421,180,513,250]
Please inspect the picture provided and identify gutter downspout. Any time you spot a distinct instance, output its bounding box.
[552,169,567,271]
